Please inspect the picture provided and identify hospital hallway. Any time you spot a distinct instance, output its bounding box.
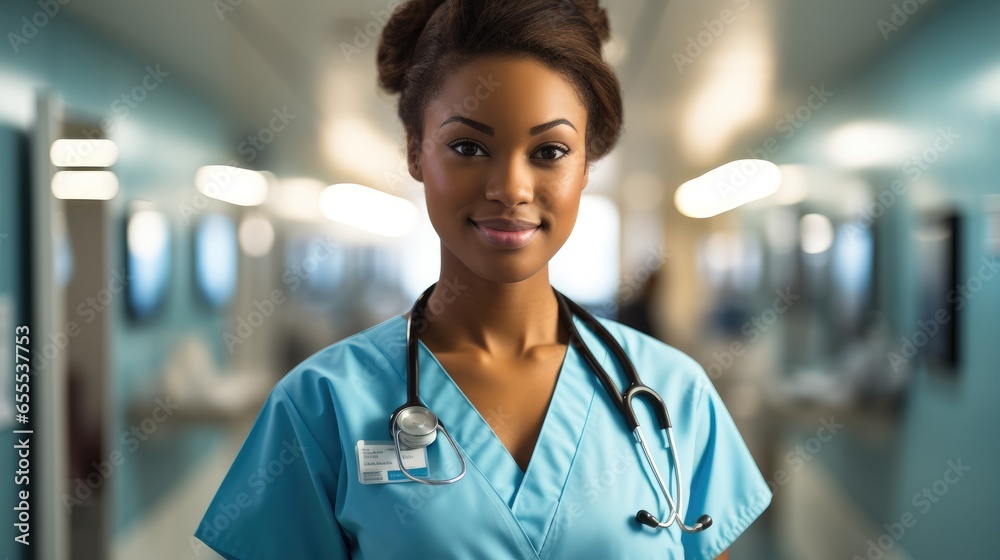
[1,0,998,558]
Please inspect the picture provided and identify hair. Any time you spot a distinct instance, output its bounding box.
[376,0,624,163]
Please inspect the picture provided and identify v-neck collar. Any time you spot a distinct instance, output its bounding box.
[383,312,609,553]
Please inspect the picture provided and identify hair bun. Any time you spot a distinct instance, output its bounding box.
[376,0,448,95]
[571,0,612,43]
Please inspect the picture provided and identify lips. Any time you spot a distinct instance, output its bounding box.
[470,218,541,249]
[471,218,542,231]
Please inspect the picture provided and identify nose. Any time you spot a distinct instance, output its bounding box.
[484,156,535,207]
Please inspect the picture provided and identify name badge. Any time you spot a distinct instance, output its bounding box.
[356,440,429,484]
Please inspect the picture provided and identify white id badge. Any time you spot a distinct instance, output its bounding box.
[356,440,429,484]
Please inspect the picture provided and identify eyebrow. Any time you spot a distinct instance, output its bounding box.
[438,116,577,137]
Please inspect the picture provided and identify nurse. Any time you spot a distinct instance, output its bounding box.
[194,0,772,558]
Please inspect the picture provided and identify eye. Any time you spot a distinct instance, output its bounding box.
[448,139,489,157]
[532,143,570,161]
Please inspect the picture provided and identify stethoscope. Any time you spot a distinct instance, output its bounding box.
[388,282,713,533]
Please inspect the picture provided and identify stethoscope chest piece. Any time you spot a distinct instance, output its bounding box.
[394,406,439,449]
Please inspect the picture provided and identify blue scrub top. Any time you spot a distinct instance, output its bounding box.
[194,312,771,559]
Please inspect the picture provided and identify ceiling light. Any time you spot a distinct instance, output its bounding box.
[825,121,916,168]
[674,159,782,218]
[800,213,834,254]
[238,213,275,257]
[320,183,418,237]
[50,139,119,167]
[195,165,269,206]
[51,170,119,200]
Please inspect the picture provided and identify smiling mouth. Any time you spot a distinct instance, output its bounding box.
[469,219,541,249]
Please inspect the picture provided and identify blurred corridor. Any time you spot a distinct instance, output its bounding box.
[1,0,998,558]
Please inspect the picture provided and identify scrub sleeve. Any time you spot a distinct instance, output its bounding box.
[680,373,773,559]
[193,381,349,559]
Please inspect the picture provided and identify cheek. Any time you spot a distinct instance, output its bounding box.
[421,162,471,233]
[545,175,585,221]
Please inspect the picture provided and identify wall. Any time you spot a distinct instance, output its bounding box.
[1,1,240,548]
[773,0,1000,556]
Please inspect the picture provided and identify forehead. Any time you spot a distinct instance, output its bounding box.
[425,55,588,130]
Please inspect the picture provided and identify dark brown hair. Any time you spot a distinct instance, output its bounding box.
[376,0,624,162]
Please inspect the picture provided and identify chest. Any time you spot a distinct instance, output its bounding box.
[434,345,568,471]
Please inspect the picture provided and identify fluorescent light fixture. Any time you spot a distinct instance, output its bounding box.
[800,213,834,254]
[127,210,169,259]
[51,170,119,200]
[674,159,782,218]
[50,139,119,167]
[195,165,268,206]
[272,177,325,221]
[825,121,916,168]
[320,182,419,237]
[238,213,275,257]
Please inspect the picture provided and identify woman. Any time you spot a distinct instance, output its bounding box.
[194,1,771,558]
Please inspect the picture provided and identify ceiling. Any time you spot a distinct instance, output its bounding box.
[63,0,951,192]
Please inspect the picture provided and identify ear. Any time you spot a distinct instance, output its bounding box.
[407,133,424,182]
[581,160,591,190]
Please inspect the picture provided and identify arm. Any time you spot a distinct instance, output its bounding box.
[715,551,729,560]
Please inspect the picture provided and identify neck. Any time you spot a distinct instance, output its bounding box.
[412,249,563,359]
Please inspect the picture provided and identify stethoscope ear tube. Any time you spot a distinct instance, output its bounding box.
[390,282,468,485]
[553,288,709,534]
[553,289,639,431]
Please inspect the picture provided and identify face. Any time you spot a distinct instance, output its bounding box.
[408,55,590,284]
